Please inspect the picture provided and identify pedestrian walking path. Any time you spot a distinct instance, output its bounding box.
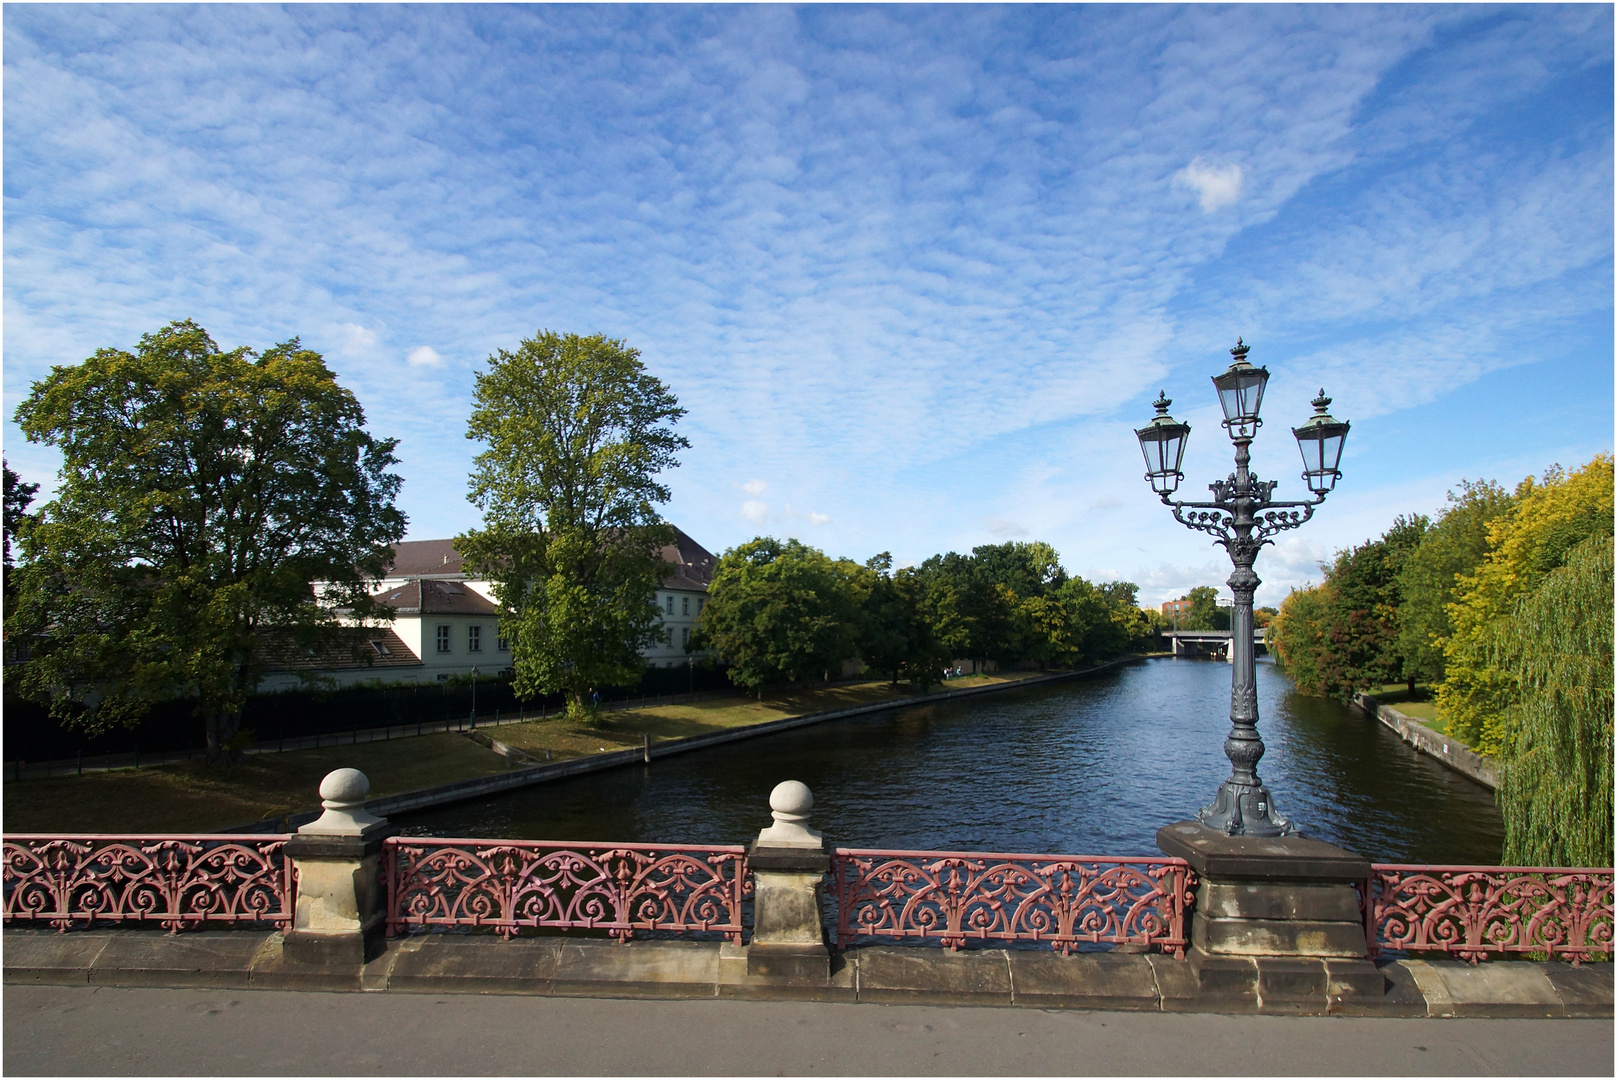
[6,983,1612,1076]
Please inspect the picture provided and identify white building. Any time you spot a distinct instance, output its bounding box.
[257,527,716,691]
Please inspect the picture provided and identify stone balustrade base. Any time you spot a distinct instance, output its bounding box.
[4,929,1609,1019]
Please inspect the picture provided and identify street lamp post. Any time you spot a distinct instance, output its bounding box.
[1136,339,1349,837]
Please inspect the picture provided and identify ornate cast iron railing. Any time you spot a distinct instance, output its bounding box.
[1366,864,1614,964]
[832,849,1195,956]
[385,838,750,942]
[2,834,295,932]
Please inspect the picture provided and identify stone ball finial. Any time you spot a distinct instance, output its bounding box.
[298,767,384,836]
[756,780,823,850]
[319,768,371,807]
[769,780,813,819]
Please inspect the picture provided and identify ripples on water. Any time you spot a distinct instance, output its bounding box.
[398,657,1504,864]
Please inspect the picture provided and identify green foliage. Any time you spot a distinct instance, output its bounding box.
[1181,585,1229,631]
[1439,455,1614,754]
[457,331,687,720]
[1268,514,1427,701]
[1268,581,1332,694]
[3,458,39,605]
[1395,479,1517,686]
[9,321,405,757]
[856,554,951,691]
[698,537,861,692]
[1492,533,1613,867]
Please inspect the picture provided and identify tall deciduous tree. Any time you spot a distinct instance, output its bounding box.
[1491,532,1613,866]
[697,537,860,693]
[458,331,687,721]
[3,458,39,607]
[1439,455,1614,754]
[10,321,405,759]
[1395,479,1517,687]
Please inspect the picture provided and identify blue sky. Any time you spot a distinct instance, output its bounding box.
[4,4,1611,608]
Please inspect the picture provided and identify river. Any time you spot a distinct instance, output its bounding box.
[397,656,1504,863]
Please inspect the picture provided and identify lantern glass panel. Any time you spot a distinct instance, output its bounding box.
[1212,365,1269,438]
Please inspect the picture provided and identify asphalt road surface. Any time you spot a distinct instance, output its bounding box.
[6,984,1613,1076]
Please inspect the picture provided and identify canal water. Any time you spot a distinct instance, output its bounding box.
[397,657,1504,864]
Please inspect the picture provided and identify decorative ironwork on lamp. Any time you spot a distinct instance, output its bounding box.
[1135,340,1351,837]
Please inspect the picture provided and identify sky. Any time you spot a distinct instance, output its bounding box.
[4,4,1612,608]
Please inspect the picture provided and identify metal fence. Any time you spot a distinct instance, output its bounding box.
[2,834,295,932]
[1365,864,1614,964]
[831,848,1195,957]
[385,837,750,943]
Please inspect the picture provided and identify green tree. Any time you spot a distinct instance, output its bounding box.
[1319,514,1428,698]
[1268,581,1332,695]
[1181,585,1228,631]
[457,331,687,723]
[857,555,950,690]
[1439,455,1614,754]
[10,320,405,759]
[1396,479,1517,687]
[3,459,39,607]
[1491,533,1613,866]
[697,537,860,692]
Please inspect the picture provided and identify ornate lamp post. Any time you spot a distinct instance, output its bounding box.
[1136,340,1350,837]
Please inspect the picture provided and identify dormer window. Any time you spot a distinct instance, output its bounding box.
[370,640,392,658]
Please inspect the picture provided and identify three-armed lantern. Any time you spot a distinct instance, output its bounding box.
[1135,339,1350,837]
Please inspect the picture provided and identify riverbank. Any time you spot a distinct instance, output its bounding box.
[1354,692,1497,790]
[1,663,1136,834]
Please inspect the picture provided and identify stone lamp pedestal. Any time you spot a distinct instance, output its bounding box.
[1157,820,1385,1010]
[282,768,393,969]
[747,781,831,980]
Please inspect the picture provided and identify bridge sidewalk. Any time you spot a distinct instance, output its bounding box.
[5,929,1610,1020]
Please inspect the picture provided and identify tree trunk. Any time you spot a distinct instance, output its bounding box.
[203,708,244,764]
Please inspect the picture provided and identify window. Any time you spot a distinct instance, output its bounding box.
[697,597,705,613]
[681,627,690,648]
[667,627,675,647]
[665,594,675,614]
[370,640,392,658]
[436,625,451,653]
[468,625,482,652]
[682,596,689,616]
[497,635,509,652]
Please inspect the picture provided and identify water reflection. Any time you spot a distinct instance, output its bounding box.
[398,657,1503,864]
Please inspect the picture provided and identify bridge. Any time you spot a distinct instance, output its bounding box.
[1162,628,1268,661]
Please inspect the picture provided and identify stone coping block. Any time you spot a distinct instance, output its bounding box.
[3,928,1609,1017]
[1156,821,1371,882]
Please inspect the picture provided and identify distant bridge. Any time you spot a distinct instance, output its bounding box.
[1161,628,1269,662]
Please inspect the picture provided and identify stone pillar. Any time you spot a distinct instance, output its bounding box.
[746,781,831,980]
[282,768,393,969]
[1157,820,1385,1011]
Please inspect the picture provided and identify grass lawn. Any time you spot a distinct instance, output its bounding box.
[2,669,1061,834]
[2,733,509,834]
[1366,681,1446,731]
[489,671,1046,758]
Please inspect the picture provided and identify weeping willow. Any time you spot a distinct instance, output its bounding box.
[1490,532,1614,867]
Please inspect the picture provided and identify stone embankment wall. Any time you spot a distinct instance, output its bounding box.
[1354,693,1496,790]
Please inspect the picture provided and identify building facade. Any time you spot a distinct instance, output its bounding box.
[257,527,717,690]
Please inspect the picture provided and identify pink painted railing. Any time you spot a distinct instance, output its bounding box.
[385,837,750,942]
[2,834,295,932]
[1366,864,1614,964]
[832,848,1195,956]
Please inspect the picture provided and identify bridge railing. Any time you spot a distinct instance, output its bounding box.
[5,827,1612,967]
[831,849,1195,956]
[383,837,750,942]
[2,834,295,932]
[1364,864,1613,964]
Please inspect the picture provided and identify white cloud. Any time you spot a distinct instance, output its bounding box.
[808,512,831,526]
[1174,158,1244,212]
[335,322,379,355]
[740,500,769,525]
[740,478,768,497]
[982,516,1029,538]
[406,345,443,368]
